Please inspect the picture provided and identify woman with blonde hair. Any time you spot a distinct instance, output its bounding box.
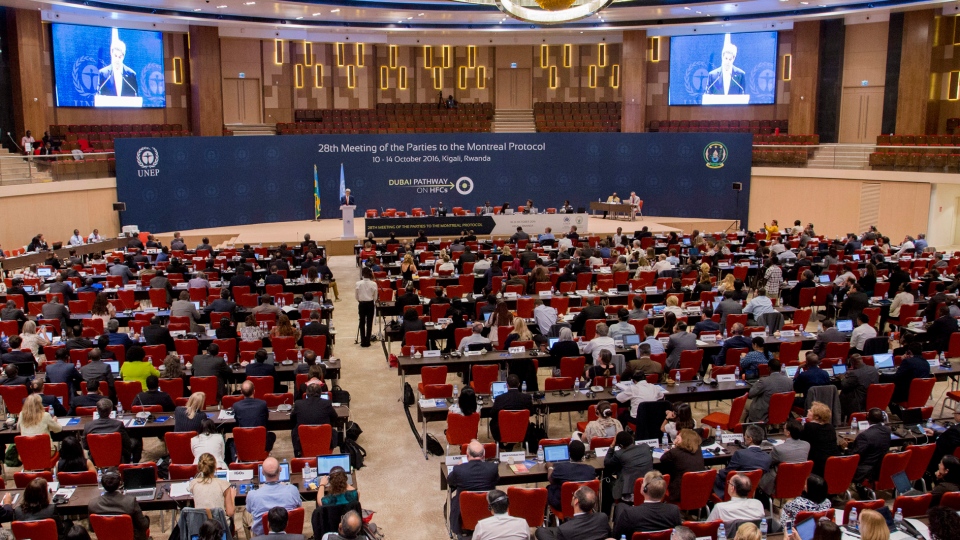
[400,253,416,284]
[438,253,455,274]
[718,273,737,294]
[859,509,889,540]
[188,452,235,516]
[174,392,207,433]
[503,318,533,349]
[19,394,62,454]
[734,522,761,540]
[90,293,116,324]
[699,263,712,282]
[270,313,300,340]
[664,295,684,317]
[633,256,652,276]
[20,320,50,356]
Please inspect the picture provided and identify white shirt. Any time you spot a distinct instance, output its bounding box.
[458,333,491,352]
[583,336,616,364]
[743,295,775,318]
[628,195,641,208]
[68,235,84,246]
[88,232,103,242]
[769,243,786,255]
[113,66,124,96]
[722,68,732,94]
[557,238,573,251]
[355,278,378,302]
[473,260,491,273]
[707,496,766,529]
[534,304,558,335]
[850,323,877,351]
[652,260,673,275]
[833,271,857,287]
[471,513,530,540]
[616,380,665,417]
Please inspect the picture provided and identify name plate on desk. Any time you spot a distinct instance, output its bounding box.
[423,350,441,357]
[858,421,870,431]
[539,291,553,298]
[701,334,718,342]
[720,433,744,445]
[645,287,659,294]
[464,350,483,356]
[504,292,518,299]
[779,330,796,338]
[508,346,526,354]
[608,288,619,295]
[437,318,452,325]
[928,359,939,368]
[716,374,737,382]
[500,451,524,463]
[446,455,467,466]
[750,332,767,338]
[576,290,591,296]
[637,438,660,449]
[595,447,609,458]
[228,470,254,481]
[686,306,701,314]
[659,337,670,346]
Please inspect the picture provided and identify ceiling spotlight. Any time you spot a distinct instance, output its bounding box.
[684,6,690,9]
[243,2,254,4]
[330,8,339,12]
[296,16,303,19]
[312,12,320,15]
[193,8,201,11]
[418,12,424,16]
[216,5,227,8]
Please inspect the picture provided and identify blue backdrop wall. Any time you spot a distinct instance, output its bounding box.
[115,133,752,234]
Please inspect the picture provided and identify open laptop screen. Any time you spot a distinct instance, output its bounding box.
[543,445,570,462]
[490,381,508,399]
[873,353,894,369]
[835,320,854,332]
[259,462,291,483]
[123,467,157,490]
[316,454,351,475]
[818,274,831,283]
[623,334,641,347]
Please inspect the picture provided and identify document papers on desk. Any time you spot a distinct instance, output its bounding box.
[218,409,234,421]
[169,482,192,498]
[57,417,81,426]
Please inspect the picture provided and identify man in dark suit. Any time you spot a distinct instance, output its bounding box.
[535,486,610,540]
[191,343,231,400]
[88,469,150,540]
[839,283,869,321]
[713,425,772,497]
[299,311,332,357]
[571,296,606,334]
[1,336,35,366]
[612,471,682,538]
[133,375,175,412]
[264,265,285,287]
[0,364,29,387]
[692,306,720,337]
[547,441,597,511]
[97,39,139,97]
[715,291,744,332]
[340,189,355,206]
[665,322,697,370]
[457,246,477,274]
[246,349,281,393]
[232,380,276,452]
[447,440,499,536]
[142,317,175,352]
[887,342,931,406]
[205,289,238,316]
[83,398,137,464]
[105,319,134,350]
[789,270,818,308]
[69,380,104,415]
[80,348,115,389]
[28,380,67,417]
[812,320,846,359]
[291,383,338,457]
[704,42,746,95]
[395,284,421,314]
[851,408,892,491]
[746,359,793,422]
[45,346,83,396]
[228,264,256,296]
[927,408,960,475]
[252,507,305,540]
[47,273,76,302]
[490,375,534,444]
[40,297,70,332]
[839,353,879,420]
[716,323,751,367]
[0,300,27,325]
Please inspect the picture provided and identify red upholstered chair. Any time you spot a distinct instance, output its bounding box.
[701,394,747,432]
[559,356,585,380]
[222,395,244,409]
[159,378,186,406]
[679,349,704,371]
[0,385,29,415]
[893,494,933,517]
[56,470,98,485]
[795,510,833,523]
[446,413,480,455]
[778,341,802,365]
[632,531,673,540]
[550,479,600,522]
[165,431,197,464]
[576,403,619,432]
[15,435,58,471]
[132,405,163,414]
[712,469,763,503]
[418,366,448,394]
[767,391,796,426]
[460,491,493,532]
[865,384,895,411]
[498,410,530,446]
[190,377,219,408]
[898,378,936,409]
[683,521,722,540]
[12,519,58,540]
[905,443,937,490]
[87,432,123,468]
[470,364,499,394]
[823,455,860,497]
[260,507,305,535]
[264,393,294,408]
[866,450,912,493]
[248,376,274,398]
[233,426,269,462]
[507,486,548,527]
[303,335,327,357]
[90,514,136,540]
[771,461,814,509]
[460,443,499,460]
[115,381,142,410]
[939,492,960,510]
[422,384,453,399]
[169,464,199,480]
[679,469,718,516]
[298,425,334,456]
[13,471,52,488]
[843,500,886,524]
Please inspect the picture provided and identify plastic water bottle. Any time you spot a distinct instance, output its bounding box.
[179,354,185,366]
[522,381,527,393]
[75,359,81,370]
[297,350,303,363]
[452,384,459,399]
[716,426,722,440]
[621,536,627,540]
[734,366,740,379]
[851,417,858,432]
[848,507,858,530]
[116,401,124,419]
[537,444,545,464]
[718,523,726,540]
[60,328,66,341]
[97,469,102,486]
[662,433,669,448]
[894,508,903,529]
[760,518,768,540]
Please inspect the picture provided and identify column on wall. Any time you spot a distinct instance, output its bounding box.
[895,9,935,134]
[788,21,820,136]
[621,30,647,132]
[188,25,223,136]
[6,8,49,139]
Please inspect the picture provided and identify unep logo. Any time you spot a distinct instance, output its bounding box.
[136,147,160,177]
[704,142,728,169]
[456,177,474,195]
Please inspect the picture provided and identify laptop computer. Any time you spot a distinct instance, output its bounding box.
[835,319,854,333]
[543,444,570,463]
[482,312,492,323]
[873,353,895,370]
[892,470,913,495]
[785,366,800,377]
[104,361,120,374]
[192,301,201,310]
[316,454,354,485]
[491,381,508,399]
[831,363,847,376]
[682,238,691,246]
[818,274,831,283]
[852,254,861,261]
[259,462,291,483]
[122,467,158,501]
[22,285,35,293]
[900,407,925,426]
[623,334,641,347]
[37,267,53,278]
[795,517,818,540]
[13,362,35,378]
[652,305,665,315]
[548,338,559,349]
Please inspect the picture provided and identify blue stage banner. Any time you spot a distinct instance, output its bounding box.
[115,133,751,233]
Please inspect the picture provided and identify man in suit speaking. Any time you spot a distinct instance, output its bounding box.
[705,41,745,95]
[340,188,355,206]
[98,37,138,97]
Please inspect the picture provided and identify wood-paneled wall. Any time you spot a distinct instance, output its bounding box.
[189,25,223,135]
[0,179,119,250]
[6,9,49,139]
[896,9,935,134]
[789,21,820,135]
[621,30,647,133]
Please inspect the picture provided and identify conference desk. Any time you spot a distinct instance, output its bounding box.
[0,405,351,446]
[364,213,591,237]
[0,471,345,514]
[589,201,635,221]
[0,238,127,272]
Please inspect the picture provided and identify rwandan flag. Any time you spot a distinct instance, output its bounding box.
[313,164,321,219]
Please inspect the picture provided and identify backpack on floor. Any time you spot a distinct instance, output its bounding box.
[403,382,415,407]
[341,438,366,469]
[425,434,444,457]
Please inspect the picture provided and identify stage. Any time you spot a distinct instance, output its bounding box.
[152,215,737,256]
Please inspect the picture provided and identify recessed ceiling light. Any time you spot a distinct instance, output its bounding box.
[696,10,701,13]
[418,12,424,16]
[312,12,321,15]
[684,6,690,9]
[216,5,227,8]
[296,16,303,19]
[193,8,202,11]
[331,8,339,12]
[243,2,254,4]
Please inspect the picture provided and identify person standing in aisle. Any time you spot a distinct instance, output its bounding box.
[356,267,377,348]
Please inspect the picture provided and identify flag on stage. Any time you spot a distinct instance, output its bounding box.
[338,163,346,203]
[313,164,321,219]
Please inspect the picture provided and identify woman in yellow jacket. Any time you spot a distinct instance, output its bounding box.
[119,346,160,392]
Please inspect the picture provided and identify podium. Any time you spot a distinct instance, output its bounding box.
[340,205,357,239]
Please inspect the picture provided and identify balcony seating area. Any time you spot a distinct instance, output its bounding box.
[533,102,621,132]
[869,134,960,171]
[47,124,189,154]
[649,119,788,134]
[282,103,493,134]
